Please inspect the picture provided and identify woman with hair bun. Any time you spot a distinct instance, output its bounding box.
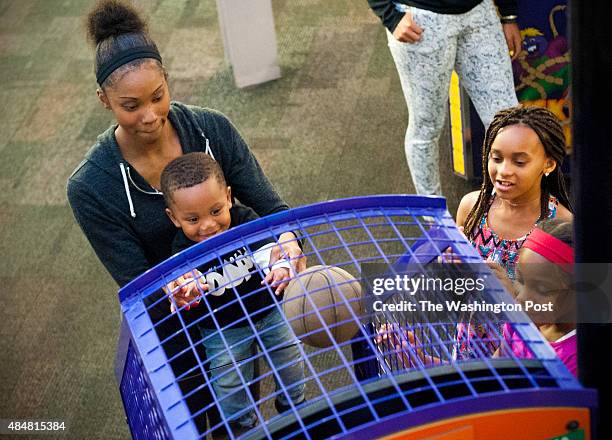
[67,0,304,289]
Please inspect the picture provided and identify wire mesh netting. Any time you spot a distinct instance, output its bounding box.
[116,195,584,440]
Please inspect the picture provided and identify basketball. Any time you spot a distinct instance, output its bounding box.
[282,265,363,348]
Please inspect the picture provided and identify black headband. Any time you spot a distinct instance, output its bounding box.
[96,46,162,86]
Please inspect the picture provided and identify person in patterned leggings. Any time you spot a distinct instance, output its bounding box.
[368,0,521,195]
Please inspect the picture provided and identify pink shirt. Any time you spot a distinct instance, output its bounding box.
[502,323,577,377]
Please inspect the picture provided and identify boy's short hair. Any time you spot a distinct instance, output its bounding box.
[161,152,226,207]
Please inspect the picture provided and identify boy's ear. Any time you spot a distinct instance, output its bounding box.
[97,89,111,110]
[165,207,181,228]
[226,186,232,206]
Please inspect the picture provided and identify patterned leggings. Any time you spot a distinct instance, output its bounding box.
[387,0,518,195]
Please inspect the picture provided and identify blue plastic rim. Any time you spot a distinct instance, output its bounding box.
[115,195,593,440]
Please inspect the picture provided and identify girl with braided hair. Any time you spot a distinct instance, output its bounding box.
[452,105,572,360]
[456,105,573,280]
[379,116,574,361]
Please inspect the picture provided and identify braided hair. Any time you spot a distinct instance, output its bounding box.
[464,106,573,240]
[86,0,164,88]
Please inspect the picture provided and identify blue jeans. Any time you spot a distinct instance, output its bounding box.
[200,309,305,428]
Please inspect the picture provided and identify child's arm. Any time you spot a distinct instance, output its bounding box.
[164,269,208,312]
[376,324,443,367]
[456,190,480,228]
[264,267,291,296]
[495,323,514,358]
[270,231,307,274]
[437,190,479,263]
[252,243,292,295]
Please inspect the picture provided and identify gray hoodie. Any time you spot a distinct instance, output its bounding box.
[67,101,289,287]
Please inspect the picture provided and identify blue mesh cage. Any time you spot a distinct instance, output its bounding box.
[115,195,596,439]
[118,340,173,440]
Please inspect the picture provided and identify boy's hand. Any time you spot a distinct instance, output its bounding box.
[263,267,291,296]
[166,270,208,312]
[271,232,307,274]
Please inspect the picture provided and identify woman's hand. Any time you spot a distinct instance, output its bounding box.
[502,22,522,60]
[393,12,423,43]
[271,232,307,274]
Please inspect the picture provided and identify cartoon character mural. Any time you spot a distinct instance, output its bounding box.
[448,1,571,180]
[513,4,571,150]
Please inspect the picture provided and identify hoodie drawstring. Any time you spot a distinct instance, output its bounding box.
[119,163,137,218]
[202,132,215,160]
[118,133,211,219]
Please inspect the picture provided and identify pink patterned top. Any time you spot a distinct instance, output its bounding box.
[470,194,559,280]
[454,194,559,360]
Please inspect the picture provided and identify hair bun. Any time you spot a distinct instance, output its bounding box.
[87,0,147,45]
